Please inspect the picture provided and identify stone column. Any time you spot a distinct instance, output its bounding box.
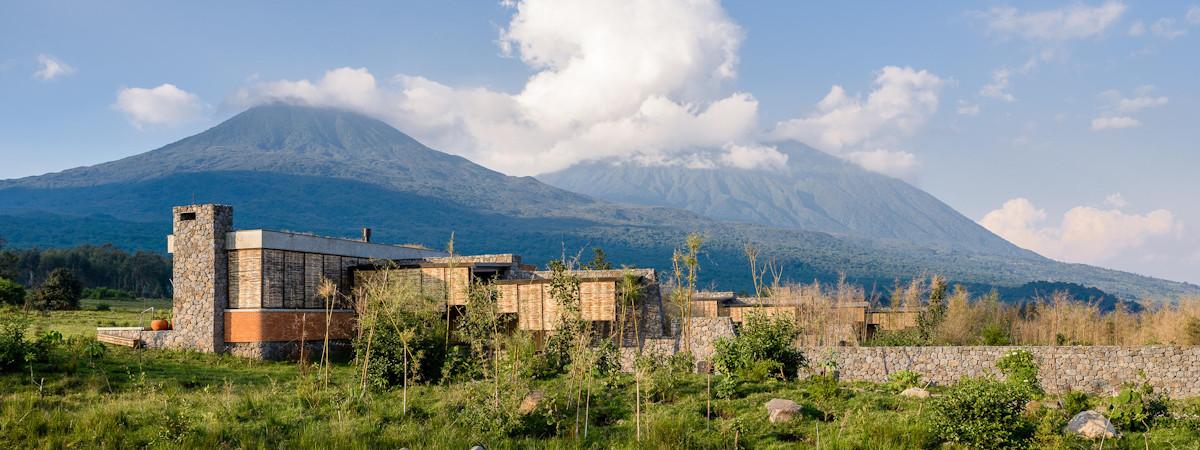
[171,204,233,353]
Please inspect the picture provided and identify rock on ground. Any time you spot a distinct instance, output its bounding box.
[1065,410,1117,439]
[900,387,930,398]
[765,398,801,423]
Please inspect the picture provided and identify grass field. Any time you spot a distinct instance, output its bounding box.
[4,309,1200,449]
[22,297,172,338]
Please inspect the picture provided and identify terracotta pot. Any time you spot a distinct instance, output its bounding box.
[151,319,170,331]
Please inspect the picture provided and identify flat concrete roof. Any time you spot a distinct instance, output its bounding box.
[229,230,447,260]
[166,229,446,260]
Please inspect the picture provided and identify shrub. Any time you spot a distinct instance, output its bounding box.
[712,311,803,380]
[866,329,924,346]
[1061,390,1091,416]
[0,278,25,307]
[886,370,922,392]
[0,312,32,371]
[1106,381,1168,432]
[995,349,1041,396]
[82,287,135,300]
[0,313,59,372]
[980,322,1012,345]
[930,377,1033,449]
[31,268,82,310]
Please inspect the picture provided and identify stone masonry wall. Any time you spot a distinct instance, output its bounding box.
[169,204,232,352]
[808,346,1200,399]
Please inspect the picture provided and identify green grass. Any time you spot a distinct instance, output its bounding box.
[4,309,1200,448]
[23,298,171,338]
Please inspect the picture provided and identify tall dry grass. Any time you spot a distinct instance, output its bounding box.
[936,290,1200,346]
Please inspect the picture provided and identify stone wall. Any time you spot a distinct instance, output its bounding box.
[807,346,1200,398]
[170,204,233,352]
[226,340,353,361]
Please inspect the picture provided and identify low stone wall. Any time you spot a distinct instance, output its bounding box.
[226,340,352,361]
[96,328,185,349]
[806,346,1200,398]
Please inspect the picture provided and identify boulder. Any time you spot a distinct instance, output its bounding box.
[765,398,801,423]
[518,390,544,414]
[1065,410,1117,439]
[900,387,930,399]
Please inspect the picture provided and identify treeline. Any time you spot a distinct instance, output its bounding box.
[0,240,171,298]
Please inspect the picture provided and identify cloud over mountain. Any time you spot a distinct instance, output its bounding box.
[980,197,1185,266]
[114,84,205,128]
[226,0,941,179]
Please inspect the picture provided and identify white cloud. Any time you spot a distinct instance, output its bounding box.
[1129,20,1146,36]
[974,1,1127,41]
[717,143,788,171]
[1105,193,1129,209]
[32,54,75,80]
[1090,86,1167,130]
[980,197,1182,264]
[1150,18,1187,39]
[1189,6,1200,24]
[1101,86,1169,113]
[1091,116,1141,130]
[845,149,919,180]
[979,68,1015,101]
[957,101,981,116]
[772,66,943,152]
[229,0,757,175]
[113,83,205,128]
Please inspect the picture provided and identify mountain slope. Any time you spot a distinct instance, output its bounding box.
[0,104,1195,301]
[539,142,1024,256]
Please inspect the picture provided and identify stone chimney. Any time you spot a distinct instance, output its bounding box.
[171,204,233,353]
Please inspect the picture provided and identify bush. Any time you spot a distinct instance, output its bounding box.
[0,312,31,371]
[995,349,1041,396]
[866,329,924,346]
[0,278,25,307]
[0,313,59,372]
[712,312,803,380]
[980,322,1012,345]
[1061,390,1091,416]
[82,287,135,300]
[886,370,922,392]
[930,377,1033,449]
[31,268,82,310]
[1106,381,1168,432]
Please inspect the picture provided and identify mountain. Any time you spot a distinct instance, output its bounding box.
[539,142,1024,256]
[1,104,1195,301]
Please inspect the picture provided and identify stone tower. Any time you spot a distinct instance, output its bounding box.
[171,204,233,352]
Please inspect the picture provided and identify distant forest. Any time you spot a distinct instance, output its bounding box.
[0,237,171,298]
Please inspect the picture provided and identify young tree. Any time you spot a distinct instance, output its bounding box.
[0,277,25,307]
[670,234,703,354]
[581,248,613,270]
[32,268,82,310]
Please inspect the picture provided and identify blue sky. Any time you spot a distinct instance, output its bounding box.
[2,1,1198,283]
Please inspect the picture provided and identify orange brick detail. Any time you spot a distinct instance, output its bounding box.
[224,310,357,343]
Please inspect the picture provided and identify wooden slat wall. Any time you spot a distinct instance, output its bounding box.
[419,267,446,301]
[321,254,340,307]
[517,283,544,330]
[262,250,285,308]
[283,252,306,308]
[540,284,560,331]
[448,267,470,306]
[497,284,518,313]
[228,249,262,309]
[580,281,616,321]
[303,254,324,309]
